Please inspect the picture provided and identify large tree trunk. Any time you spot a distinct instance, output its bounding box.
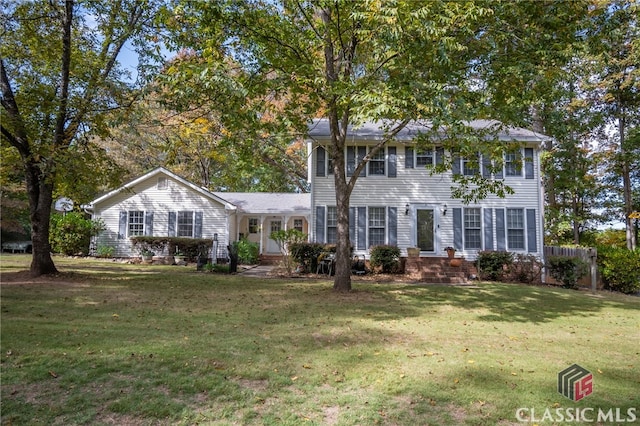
[333,171,352,292]
[25,162,58,276]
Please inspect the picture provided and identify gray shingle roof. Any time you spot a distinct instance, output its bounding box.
[213,192,310,215]
[307,118,551,143]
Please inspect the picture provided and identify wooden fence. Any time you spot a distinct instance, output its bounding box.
[544,246,599,291]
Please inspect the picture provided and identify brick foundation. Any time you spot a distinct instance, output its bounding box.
[405,256,477,284]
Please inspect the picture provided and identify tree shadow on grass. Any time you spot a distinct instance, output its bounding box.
[369,283,640,324]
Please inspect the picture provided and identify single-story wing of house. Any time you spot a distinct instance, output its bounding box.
[83,167,310,259]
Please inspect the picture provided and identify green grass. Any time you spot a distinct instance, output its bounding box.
[1,254,638,425]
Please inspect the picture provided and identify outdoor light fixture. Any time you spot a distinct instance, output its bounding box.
[405,204,410,215]
[441,204,448,216]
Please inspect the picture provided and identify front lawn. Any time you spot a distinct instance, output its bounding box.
[1,254,638,425]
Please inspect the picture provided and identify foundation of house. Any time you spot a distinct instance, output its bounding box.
[405,257,477,284]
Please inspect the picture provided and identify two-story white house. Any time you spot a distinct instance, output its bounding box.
[306,118,550,262]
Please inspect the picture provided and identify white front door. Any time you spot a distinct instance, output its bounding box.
[266,219,282,253]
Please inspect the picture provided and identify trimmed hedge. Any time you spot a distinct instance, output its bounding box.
[477,251,514,281]
[546,255,588,289]
[130,236,212,261]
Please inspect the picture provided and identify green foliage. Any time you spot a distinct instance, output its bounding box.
[546,255,588,289]
[49,213,105,256]
[290,242,325,273]
[369,245,401,274]
[597,246,640,294]
[509,254,544,284]
[269,229,307,254]
[235,239,259,265]
[204,263,230,273]
[95,245,115,258]
[595,229,627,248]
[130,237,211,260]
[477,251,514,281]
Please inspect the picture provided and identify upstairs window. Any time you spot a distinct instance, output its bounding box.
[368,148,385,175]
[505,152,522,176]
[157,177,167,189]
[416,149,434,167]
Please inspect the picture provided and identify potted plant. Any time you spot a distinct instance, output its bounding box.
[174,250,185,264]
[406,247,421,258]
[444,246,456,259]
[141,248,155,262]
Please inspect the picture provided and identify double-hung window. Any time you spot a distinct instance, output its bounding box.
[248,218,259,234]
[177,211,194,237]
[463,156,479,176]
[368,148,385,175]
[505,151,522,177]
[506,208,525,250]
[416,149,434,167]
[128,211,145,236]
[464,208,482,249]
[368,207,386,247]
[326,207,338,244]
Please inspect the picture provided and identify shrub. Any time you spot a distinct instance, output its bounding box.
[50,212,105,255]
[369,245,401,274]
[236,238,259,264]
[270,229,308,273]
[477,251,514,281]
[290,242,325,273]
[95,244,115,258]
[546,255,588,289]
[130,237,212,260]
[509,253,543,284]
[597,246,640,294]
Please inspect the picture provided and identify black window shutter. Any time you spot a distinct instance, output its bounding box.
[405,147,414,169]
[526,209,537,252]
[144,212,154,236]
[388,207,397,246]
[357,207,367,250]
[194,212,203,238]
[118,211,127,239]
[346,147,355,177]
[524,148,534,179]
[436,147,444,165]
[349,207,356,244]
[453,208,463,250]
[388,147,397,177]
[358,147,367,177]
[316,146,326,177]
[168,212,177,237]
[315,206,325,244]
[483,209,493,250]
[452,155,461,176]
[495,208,506,250]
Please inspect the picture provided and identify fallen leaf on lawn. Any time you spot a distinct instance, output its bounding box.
[454,378,460,384]
[511,372,517,376]
[468,360,475,364]
[291,376,298,381]
[49,371,58,378]
[303,364,311,369]
[598,368,603,374]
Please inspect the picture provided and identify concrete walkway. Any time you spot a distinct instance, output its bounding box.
[237,264,275,277]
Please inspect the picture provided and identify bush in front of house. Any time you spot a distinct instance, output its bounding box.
[597,246,640,294]
[50,212,105,256]
[369,245,401,274]
[477,251,514,281]
[236,238,259,264]
[509,253,543,284]
[546,255,588,289]
[290,242,325,273]
[130,237,211,260]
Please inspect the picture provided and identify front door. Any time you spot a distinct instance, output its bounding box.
[266,219,282,253]
[416,208,435,252]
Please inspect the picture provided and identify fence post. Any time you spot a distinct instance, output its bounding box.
[588,247,597,293]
